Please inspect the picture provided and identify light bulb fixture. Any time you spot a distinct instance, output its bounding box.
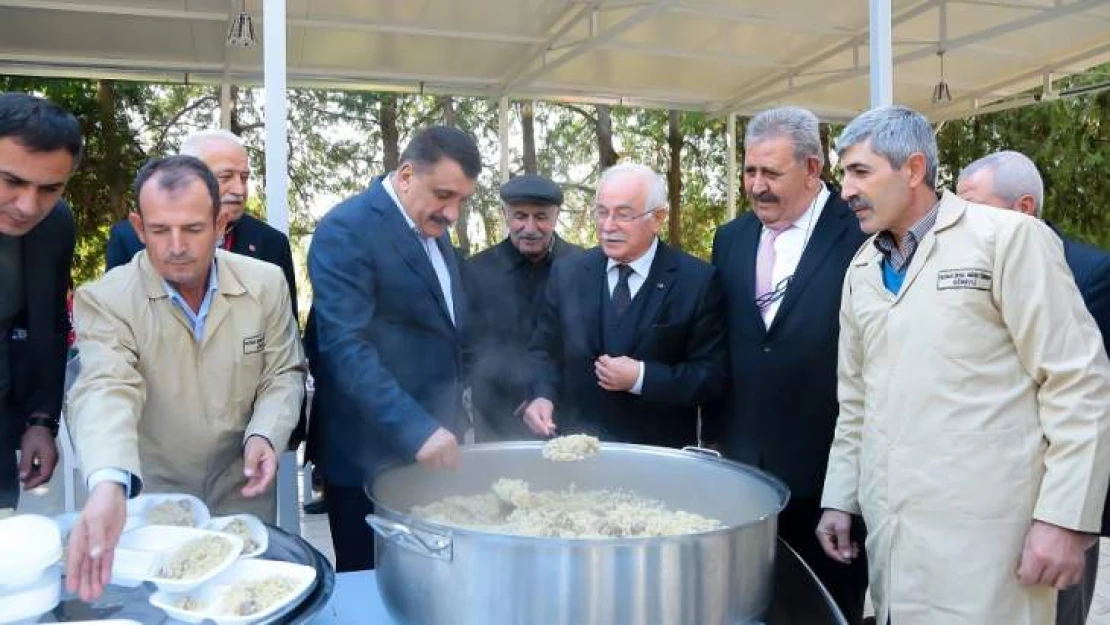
[226,0,256,48]
[931,50,952,105]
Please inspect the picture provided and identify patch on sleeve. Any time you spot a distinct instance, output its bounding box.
[243,333,266,354]
[937,268,992,291]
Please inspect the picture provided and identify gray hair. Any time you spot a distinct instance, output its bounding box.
[180,129,246,160]
[745,106,825,166]
[596,163,668,212]
[835,105,938,190]
[958,150,1044,216]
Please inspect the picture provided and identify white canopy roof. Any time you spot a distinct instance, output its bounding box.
[2,0,1109,122]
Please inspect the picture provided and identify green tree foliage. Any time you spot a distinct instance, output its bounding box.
[934,66,1110,247]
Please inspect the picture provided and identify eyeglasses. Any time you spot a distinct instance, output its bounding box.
[592,207,660,224]
[755,275,793,310]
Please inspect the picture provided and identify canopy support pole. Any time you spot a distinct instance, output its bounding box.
[869,0,894,107]
[726,112,738,221]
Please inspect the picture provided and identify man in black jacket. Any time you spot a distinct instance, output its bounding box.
[958,150,1110,625]
[705,106,869,623]
[523,163,727,448]
[0,92,81,511]
[465,174,581,441]
[105,130,297,320]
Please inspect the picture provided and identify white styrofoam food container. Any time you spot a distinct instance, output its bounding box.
[206,514,268,558]
[113,525,242,594]
[0,566,60,625]
[126,493,211,528]
[149,559,317,625]
[0,515,62,590]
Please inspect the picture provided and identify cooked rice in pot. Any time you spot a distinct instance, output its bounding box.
[542,434,600,462]
[412,478,720,538]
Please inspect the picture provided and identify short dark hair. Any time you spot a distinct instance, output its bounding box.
[399,125,482,179]
[0,92,84,168]
[134,155,221,220]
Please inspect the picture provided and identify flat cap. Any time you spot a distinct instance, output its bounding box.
[499,174,563,207]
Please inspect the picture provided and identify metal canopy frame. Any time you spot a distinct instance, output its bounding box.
[2,0,1108,222]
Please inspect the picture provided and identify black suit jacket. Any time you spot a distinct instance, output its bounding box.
[5,202,74,462]
[1049,223,1110,535]
[105,213,298,320]
[304,177,468,486]
[464,236,582,440]
[529,241,727,448]
[704,191,867,500]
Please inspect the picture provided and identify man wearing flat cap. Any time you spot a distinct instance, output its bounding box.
[465,174,582,441]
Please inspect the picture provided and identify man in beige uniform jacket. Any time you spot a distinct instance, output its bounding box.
[817,106,1110,625]
[65,156,305,602]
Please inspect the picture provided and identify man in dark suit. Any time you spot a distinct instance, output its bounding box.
[465,174,582,441]
[305,126,479,571]
[957,150,1110,625]
[522,163,727,448]
[0,93,82,511]
[104,130,297,320]
[703,106,869,623]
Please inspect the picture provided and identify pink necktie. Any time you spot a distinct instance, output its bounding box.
[755,227,783,308]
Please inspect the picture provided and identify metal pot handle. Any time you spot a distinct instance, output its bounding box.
[367,514,454,562]
[682,445,722,459]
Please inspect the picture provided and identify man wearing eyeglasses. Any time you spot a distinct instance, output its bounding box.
[703,107,869,623]
[522,163,727,449]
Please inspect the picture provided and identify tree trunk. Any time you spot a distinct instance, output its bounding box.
[818,122,833,180]
[521,100,537,175]
[96,80,128,220]
[380,94,400,171]
[596,105,618,171]
[667,109,683,250]
[229,85,243,137]
[438,96,458,127]
[436,96,470,255]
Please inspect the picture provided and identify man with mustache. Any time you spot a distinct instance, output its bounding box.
[817,106,1110,625]
[105,130,297,320]
[465,174,582,441]
[64,156,306,601]
[522,163,727,449]
[957,150,1110,625]
[304,126,477,572]
[0,93,81,515]
[703,106,869,623]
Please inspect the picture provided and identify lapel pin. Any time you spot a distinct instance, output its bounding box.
[248,243,257,252]
[656,282,665,289]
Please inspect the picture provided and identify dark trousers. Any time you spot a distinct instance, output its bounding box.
[1055,542,1099,625]
[0,418,18,509]
[778,496,869,625]
[325,482,375,572]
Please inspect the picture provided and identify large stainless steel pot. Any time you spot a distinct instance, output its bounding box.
[366,442,789,625]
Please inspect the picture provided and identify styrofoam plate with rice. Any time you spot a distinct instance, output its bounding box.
[112,525,242,594]
[150,558,316,624]
[126,493,210,529]
[206,514,268,558]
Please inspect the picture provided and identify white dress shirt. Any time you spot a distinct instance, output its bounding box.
[604,237,659,395]
[759,184,829,327]
[383,175,455,325]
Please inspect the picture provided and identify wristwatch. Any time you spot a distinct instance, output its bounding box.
[26,415,59,437]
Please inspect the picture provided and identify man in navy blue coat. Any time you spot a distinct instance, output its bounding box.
[958,150,1110,625]
[305,126,479,571]
[704,107,869,623]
